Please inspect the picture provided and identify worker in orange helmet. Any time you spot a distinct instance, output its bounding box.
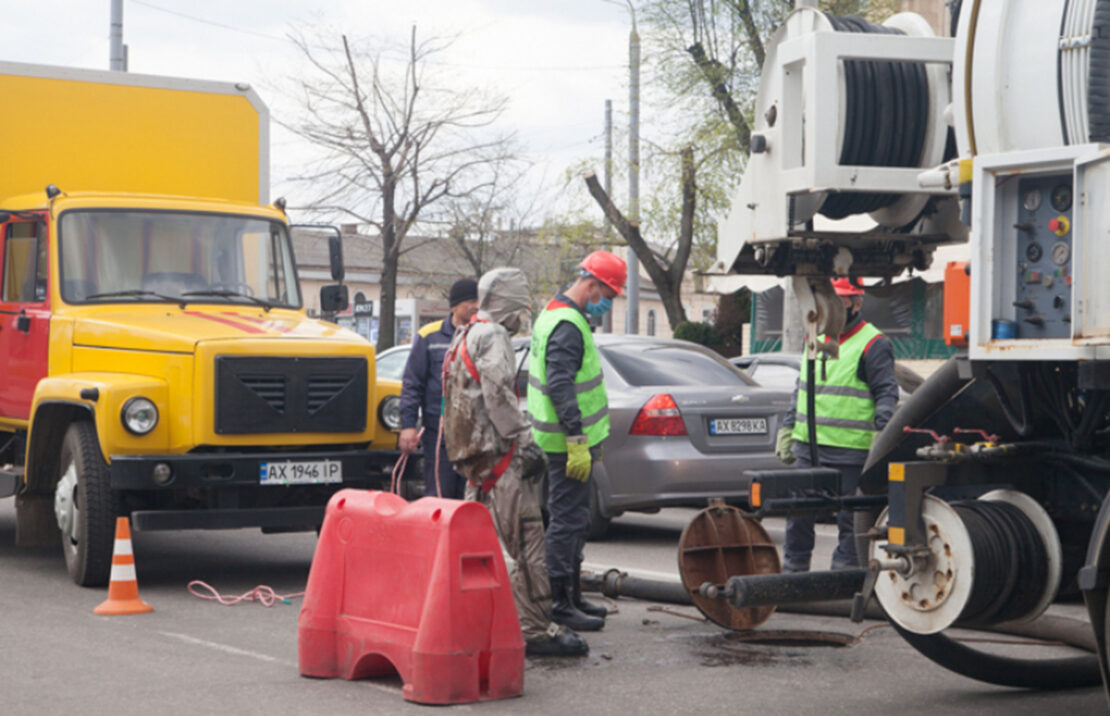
[776,277,899,572]
[527,250,626,632]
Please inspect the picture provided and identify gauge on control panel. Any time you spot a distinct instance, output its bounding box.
[1052,241,1070,266]
[1051,184,1073,212]
[1025,242,1043,262]
[1022,188,1042,212]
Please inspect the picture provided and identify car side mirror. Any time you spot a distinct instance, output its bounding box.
[320,284,349,313]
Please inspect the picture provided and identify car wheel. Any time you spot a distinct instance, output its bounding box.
[54,421,118,587]
[586,479,610,540]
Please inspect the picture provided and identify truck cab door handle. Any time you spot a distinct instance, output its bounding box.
[16,311,30,333]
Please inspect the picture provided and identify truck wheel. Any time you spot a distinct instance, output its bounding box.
[54,422,118,586]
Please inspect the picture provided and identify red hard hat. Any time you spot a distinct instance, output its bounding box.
[580,250,627,296]
[832,278,865,296]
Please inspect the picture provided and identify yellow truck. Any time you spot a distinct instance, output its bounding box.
[0,62,404,585]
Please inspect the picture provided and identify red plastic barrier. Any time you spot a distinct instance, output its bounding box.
[297,489,524,704]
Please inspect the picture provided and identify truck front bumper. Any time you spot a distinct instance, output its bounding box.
[109,448,400,490]
[109,448,404,532]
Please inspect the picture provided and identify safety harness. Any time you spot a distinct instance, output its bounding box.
[442,316,516,493]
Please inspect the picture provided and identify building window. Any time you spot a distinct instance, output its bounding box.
[647,309,657,337]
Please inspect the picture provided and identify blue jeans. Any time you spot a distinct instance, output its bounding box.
[782,461,862,572]
[421,426,466,499]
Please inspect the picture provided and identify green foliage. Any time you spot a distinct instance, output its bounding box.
[674,320,723,347]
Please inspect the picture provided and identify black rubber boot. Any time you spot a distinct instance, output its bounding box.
[573,565,608,619]
[525,627,589,657]
[550,576,604,632]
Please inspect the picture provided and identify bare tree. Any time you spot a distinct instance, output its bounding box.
[283,26,513,350]
[585,145,696,330]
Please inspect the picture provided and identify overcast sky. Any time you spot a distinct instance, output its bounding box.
[4,0,637,221]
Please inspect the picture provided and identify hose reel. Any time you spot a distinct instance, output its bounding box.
[871,490,1062,635]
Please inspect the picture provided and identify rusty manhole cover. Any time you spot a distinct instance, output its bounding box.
[677,502,781,630]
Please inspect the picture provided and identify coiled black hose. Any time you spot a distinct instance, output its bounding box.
[953,501,1047,626]
[819,15,929,220]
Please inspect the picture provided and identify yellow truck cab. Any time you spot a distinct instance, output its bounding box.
[0,62,402,586]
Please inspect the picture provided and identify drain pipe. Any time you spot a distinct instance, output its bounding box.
[580,568,1097,654]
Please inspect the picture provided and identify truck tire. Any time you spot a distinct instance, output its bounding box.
[55,422,118,587]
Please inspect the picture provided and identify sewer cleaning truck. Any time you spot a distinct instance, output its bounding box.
[678,0,1110,700]
[0,61,403,586]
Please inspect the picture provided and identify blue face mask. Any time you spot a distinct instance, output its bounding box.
[585,296,613,317]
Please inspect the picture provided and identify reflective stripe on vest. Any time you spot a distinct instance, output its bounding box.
[527,301,610,452]
[792,322,882,451]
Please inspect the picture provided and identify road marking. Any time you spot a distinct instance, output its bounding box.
[158,631,403,695]
[160,631,288,664]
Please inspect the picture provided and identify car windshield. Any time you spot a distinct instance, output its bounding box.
[58,210,301,308]
[602,343,755,387]
[376,348,410,381]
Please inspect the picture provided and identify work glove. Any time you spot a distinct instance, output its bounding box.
[520,442,548,483]
[565,435,592,483]
[775,426,797,465]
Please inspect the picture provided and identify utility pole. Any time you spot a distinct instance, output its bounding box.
[110,0,127,71]
[602,99,614,333]
[625,15,641,335]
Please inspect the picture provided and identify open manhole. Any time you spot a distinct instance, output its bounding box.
[715,629,855,648]
[731,629,855,648]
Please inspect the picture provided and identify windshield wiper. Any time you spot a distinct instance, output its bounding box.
[85,289,187,308]
[181,290,275,312]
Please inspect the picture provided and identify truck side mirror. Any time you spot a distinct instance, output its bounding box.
[328,234,344,281]
[320,284,349,313]
[289,224,345,281]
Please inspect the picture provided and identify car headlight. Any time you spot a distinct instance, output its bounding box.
[121,397,159,435]
[378,394,401,431]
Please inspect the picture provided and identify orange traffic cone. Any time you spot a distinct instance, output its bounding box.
[94,517,153,615]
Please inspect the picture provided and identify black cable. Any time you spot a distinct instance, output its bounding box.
[953,500,1049,627]
[819,15,929,220]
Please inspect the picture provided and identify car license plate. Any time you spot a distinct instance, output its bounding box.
[260,460,342,485]
[709,418,767,435]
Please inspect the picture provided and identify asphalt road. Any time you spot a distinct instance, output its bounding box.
[0,499,1104,715]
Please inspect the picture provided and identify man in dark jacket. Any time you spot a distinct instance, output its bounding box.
[399,278,478,498]
[776,278,900,572]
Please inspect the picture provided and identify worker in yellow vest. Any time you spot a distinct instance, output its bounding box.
[528,250,626,632]
[775,278,899,572]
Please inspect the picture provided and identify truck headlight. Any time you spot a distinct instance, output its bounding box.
[121,397,159,435]
[378,395,401,431]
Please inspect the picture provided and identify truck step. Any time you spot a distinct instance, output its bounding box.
[0,465,24,498]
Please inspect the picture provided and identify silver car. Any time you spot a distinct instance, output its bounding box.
[515,335,794,538]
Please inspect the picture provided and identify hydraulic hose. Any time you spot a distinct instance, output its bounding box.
[819,14,929,220]
[806,356,819,466]
[582,567,1101,688]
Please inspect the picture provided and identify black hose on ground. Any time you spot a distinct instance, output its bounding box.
[581,568,1102,688]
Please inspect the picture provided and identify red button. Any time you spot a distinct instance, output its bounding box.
[1049,218,1061,232]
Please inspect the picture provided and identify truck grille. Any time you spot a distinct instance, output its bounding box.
[215,356,367,434]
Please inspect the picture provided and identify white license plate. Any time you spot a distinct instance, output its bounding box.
[709,418,767,435]
[260,460,342,485]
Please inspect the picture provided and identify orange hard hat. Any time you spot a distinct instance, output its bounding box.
[832,278,865,296]
[580,250,627,296]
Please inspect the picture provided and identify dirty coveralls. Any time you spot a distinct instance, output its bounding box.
[442,271,557,643]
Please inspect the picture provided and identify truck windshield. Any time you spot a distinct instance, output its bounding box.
[58,211,302,308]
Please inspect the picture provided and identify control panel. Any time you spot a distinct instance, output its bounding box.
[1012,175,1073,338]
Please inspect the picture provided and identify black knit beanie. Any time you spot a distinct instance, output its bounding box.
[448,278,478,307]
